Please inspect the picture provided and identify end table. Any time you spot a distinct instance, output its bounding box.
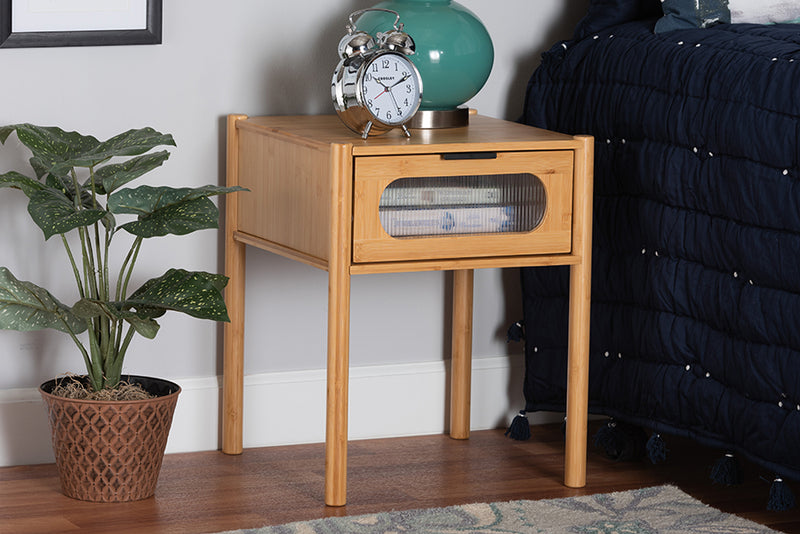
[222,114,593,506]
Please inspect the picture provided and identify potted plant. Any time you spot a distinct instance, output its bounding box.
[0,123,244,502]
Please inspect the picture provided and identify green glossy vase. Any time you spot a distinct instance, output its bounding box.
[357,0,493,125]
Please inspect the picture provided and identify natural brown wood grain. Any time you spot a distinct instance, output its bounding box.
[222,113,249,456]
[351,152,573,263]
[2,424,798,534]
[236,125,337,265]
[224,114,595,505]
[238,114,580,156]
[323,142,354,508]
[564,135,594,488]
[450,269,475,440]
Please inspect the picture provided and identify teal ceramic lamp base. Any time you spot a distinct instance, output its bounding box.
[357,0,493,128]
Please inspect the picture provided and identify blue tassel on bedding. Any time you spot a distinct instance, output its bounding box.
[505,410,531,440]
[646,433,667,464]
[767,478,796,511]
[710,453,743,485]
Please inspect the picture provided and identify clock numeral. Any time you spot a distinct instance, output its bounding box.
[382,59,390,69]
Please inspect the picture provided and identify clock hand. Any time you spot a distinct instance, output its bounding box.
[372,78,391,99]
[376,77,400,103]
[389,73,411,89]
[378,74,410,108]
[388,90,402,114]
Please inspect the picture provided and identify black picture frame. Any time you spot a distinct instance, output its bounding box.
[0,0,162,48]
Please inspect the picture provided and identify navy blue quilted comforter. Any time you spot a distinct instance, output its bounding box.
[521,18,800,480]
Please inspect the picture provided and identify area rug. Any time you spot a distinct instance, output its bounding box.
[215,484,782,533]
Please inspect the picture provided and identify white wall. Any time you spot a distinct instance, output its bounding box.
[0,0,587,465]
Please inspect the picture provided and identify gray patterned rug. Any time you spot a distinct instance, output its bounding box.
[215,485,782,533]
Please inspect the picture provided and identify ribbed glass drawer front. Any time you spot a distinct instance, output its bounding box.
[378,174,546,237]
[352,151,573,263]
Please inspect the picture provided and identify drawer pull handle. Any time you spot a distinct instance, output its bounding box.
[441,152,497,160]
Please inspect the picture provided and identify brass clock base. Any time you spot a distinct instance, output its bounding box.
[409,107,470,129]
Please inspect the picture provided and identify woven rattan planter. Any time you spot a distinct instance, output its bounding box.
[39,375,180,502]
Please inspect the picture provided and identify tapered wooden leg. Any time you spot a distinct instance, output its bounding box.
[564,261,590,487]
[222,241,245,455]
[325,265,351,506]
[564,134,594,488]
[222,114,248,455]
[450,269,474,440]
[325,143,353,507]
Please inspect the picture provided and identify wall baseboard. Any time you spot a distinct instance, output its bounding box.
[0,354,562,467]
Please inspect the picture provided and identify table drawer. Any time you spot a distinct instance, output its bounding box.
[353,151,574,263]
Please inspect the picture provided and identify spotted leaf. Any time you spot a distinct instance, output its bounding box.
[93,150,171,194]
[0,171,45,198]
[1,124,101,178]
[122,269,230,322]
[0,124,174,179]
[0,267,87,334]
[87,127,175,162]
[27,188,106,240]
[108,185,244,238]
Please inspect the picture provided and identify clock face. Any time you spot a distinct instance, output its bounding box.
[360,52,421,126]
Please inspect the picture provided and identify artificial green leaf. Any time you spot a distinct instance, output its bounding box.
[121,196,218,237]
[94,150,171,194]
[109,185,242,215]
[5,124,101,179]
[108,185,244,238]
[45,173,72,193]
[45,173,107,212]
[44,173,88,207]
[122,305,167,320]
[86,128,175,162]
[0,171,45,198]
[72,298,160,339]
[0,125,16,143]
[0,124,175,179]
[70,298,110,320]
[122,313,161,339]
[0,124,96,154]
[27,188,106,240]
[0,267,87,334]
[40,174,116,233]
[123,269,230,322]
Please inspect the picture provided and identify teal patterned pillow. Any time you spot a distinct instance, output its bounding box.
[655,0,800,32]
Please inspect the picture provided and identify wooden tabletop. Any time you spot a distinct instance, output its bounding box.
[236,114,581,155]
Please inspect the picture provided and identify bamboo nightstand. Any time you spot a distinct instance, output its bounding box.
[222,114,593,506]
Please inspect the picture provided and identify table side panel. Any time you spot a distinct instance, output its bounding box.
[237,127,332,263]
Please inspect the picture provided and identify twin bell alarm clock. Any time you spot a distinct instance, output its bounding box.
[331,9,423,139]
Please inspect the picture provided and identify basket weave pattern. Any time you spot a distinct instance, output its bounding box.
[40,382,180,502]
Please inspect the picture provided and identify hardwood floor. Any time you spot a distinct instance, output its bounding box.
[1,422,798,534]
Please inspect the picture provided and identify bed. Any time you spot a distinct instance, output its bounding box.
[515,0,800,508]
